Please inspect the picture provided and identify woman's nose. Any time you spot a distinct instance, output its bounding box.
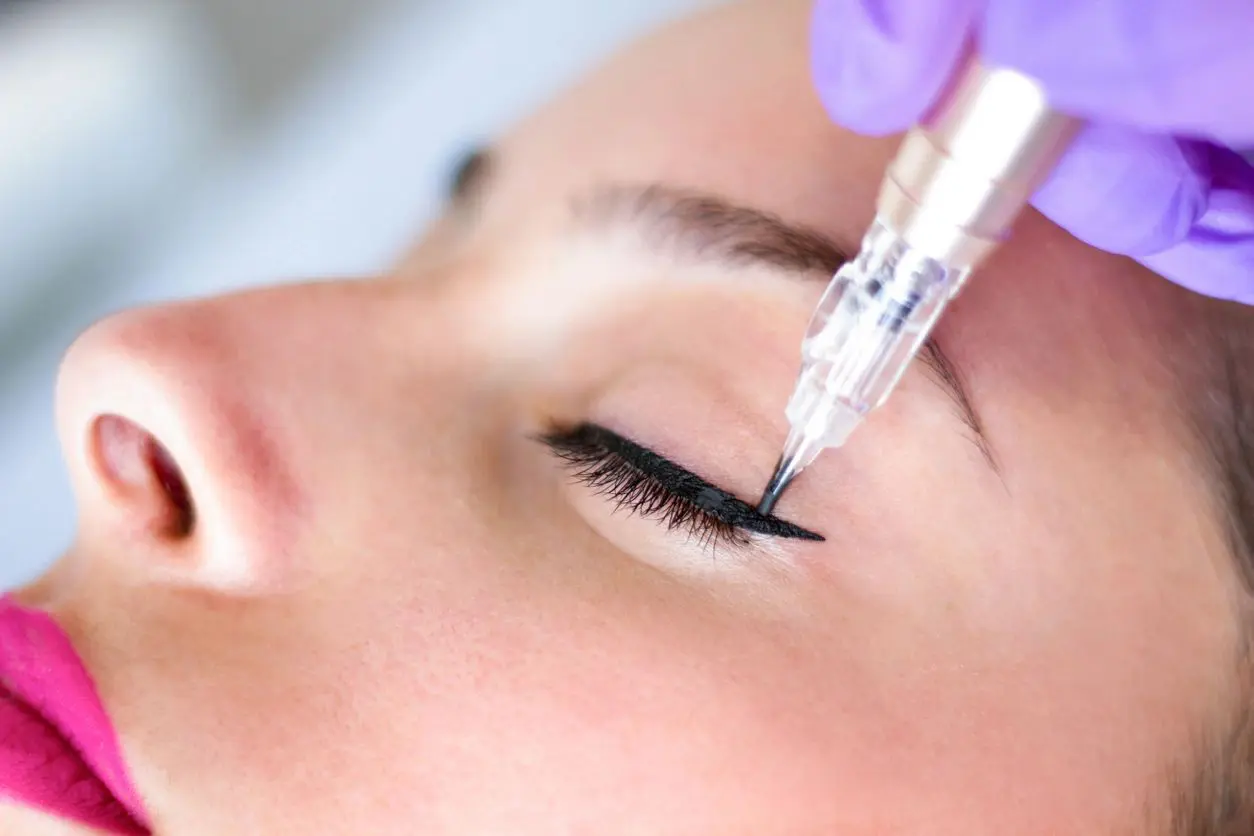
[55,295,309,594]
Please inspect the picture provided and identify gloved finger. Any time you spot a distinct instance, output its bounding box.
[1137,144,1254,303]
[981,0,1254,145]
[810,0,980,136]
[1030,124,1207,257]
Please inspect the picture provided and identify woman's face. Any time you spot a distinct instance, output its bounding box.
[7,1,1245,833]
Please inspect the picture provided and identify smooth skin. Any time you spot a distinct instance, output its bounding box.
[5,1,1245,833]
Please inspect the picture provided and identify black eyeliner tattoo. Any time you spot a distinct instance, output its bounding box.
[539,423,824,547]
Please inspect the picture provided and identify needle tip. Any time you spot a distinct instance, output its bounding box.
[757,426,827,516]
[757,453,799,516]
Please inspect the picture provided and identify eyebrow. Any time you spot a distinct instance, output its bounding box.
[447,147,492,204]
[574,184,999,471]
[915,341,998,469]
[574,184,849,276]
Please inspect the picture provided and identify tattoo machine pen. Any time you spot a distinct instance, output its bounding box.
[757,54,1080,515]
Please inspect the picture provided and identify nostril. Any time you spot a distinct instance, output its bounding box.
[93,415,196,538]
[149,439,194,537]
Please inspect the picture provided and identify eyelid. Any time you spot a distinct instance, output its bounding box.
[539,424,824,547]
[540,424,747,551]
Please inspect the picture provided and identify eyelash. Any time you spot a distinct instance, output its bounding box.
[539,423,824,552]
[540,425,750,550]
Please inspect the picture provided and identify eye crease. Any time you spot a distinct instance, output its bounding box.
[539,423,824,549]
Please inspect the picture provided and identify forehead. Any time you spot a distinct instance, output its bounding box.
[489,0,889,246]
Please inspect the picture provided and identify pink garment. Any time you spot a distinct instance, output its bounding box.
[0,597,149,834]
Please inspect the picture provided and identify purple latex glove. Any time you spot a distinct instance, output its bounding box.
[811,0,1254,303]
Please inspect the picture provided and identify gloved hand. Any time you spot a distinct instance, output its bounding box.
[811,0,1254,303]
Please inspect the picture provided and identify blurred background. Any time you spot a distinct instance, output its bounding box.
[0,0,711,587]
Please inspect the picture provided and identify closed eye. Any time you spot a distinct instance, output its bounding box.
[539,423,824,551]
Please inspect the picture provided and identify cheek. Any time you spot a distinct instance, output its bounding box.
[320,567,995,831]
[130,552,871,826]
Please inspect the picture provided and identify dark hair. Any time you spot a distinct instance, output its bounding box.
[1174,299,1254,835]
[1170,677,1253,835]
